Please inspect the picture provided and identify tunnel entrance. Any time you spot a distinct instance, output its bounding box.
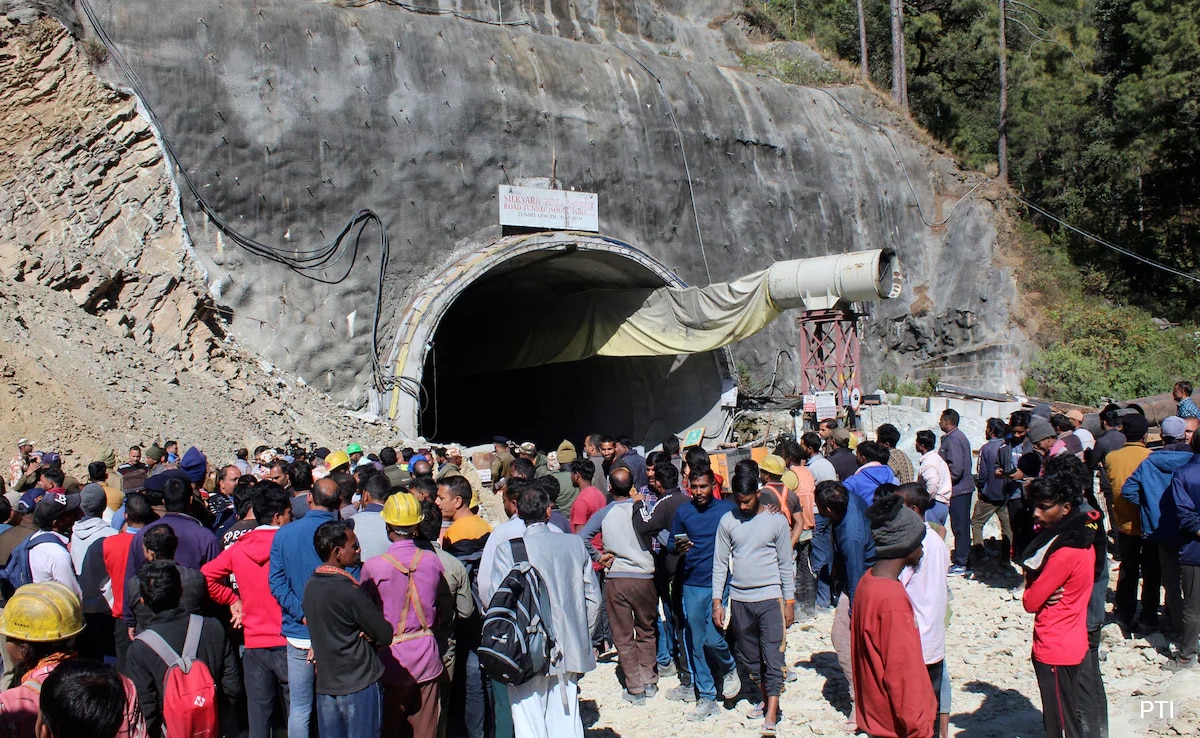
[410,237,733,449]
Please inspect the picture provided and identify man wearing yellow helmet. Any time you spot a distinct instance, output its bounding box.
[0,583,146,738]
[360,493,450,738]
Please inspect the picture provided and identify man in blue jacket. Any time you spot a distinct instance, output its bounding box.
[1123,445,1193,641]
[268,477,343,738]
[842,442,898,505]
[815,479,876,707]
[668,467,739,720]
[1166,434,1200,671]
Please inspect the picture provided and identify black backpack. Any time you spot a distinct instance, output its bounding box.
[478,538,559,685]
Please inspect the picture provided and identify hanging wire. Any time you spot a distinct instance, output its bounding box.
[77,0,393,390]
[1013,195,1200,285]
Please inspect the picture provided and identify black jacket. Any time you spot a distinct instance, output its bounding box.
[303,570,393,695]
[125,608,242,735]
[828,447,859,482]
[125,561,211,630]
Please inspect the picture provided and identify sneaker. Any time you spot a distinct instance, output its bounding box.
[948,564,971,576]
[720,668,742,700]
[658,661,677,678]
[665,684,696,702]
[621,690,646,705]
[1162,656,1198,672]
[688,699,721,721]
[644,684,659,699]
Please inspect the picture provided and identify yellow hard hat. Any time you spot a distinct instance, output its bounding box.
[0,582,85,642]
[760,454,787,477]
[325,450,351,471]
[381,492,422,527]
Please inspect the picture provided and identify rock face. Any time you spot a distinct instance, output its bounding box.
[0,17,404,462]
[1,0,1028,443]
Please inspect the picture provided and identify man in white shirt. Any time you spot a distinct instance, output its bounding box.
[916,430,952,526]
[1067,410,1095,452]
[28,491,83,596]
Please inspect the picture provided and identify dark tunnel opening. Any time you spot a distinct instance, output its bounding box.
[418,248,729,449]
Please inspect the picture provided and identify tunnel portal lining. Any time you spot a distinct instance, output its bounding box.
[377,232,736,442]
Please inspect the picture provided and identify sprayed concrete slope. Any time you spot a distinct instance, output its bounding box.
[1,0,1027,445]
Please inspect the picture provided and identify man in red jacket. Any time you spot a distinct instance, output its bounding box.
[1019,474,1101,738]
[852,493,936,738]
[202,483,294,738]
[101,492,157,671]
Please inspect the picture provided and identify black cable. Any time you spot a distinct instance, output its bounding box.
[77,0,393,389]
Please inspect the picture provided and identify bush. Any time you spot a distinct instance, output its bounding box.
[1024,307,1199,405]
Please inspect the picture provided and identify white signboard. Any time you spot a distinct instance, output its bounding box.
[814,391,838,421]
[498,185,599,231]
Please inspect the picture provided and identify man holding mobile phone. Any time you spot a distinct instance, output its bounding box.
[668,467,739,720]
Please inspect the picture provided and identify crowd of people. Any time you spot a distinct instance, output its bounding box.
[1,383,1199,738]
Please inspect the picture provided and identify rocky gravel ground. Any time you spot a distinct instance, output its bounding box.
[575,541,1198,738]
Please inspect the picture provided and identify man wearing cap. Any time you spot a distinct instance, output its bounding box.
[825,429,859,482]
[551,441,580,514]
[123,473,220,586]
[29,491,83,596]
[8,439,33,490]
[490,437,514,488]
[346,443,366,473]
[1049,414,1085,460]
[1121,429,1193,641]
[842,443,899,506]
[144,444,167,477]
[1067,410,1095,452]
[361,492,450,737]
[1103,414,1157,632]
[517,442,549,479]
[71,483,118,660]
[851,493,935,738]
[1159,416,1190,452]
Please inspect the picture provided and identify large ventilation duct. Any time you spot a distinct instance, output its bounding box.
[469,248,902,373]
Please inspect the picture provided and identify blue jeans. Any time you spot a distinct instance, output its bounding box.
[286,644,315,738]
[657,614,673,666]
[811,513,832,608]
[449,648,487,737]
[681,585,734,701]
[926,501,949,527]
[316,682,382,738]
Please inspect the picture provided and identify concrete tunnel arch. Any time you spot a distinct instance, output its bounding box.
[378,232,737,449]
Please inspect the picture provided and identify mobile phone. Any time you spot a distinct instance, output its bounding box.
[674,533,691,544]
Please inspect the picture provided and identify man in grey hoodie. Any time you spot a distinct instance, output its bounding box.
[72,483,117,660]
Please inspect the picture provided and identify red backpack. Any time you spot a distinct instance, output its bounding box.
[135,615,218,737]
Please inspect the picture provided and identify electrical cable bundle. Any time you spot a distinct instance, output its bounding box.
[76,0,394,391]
